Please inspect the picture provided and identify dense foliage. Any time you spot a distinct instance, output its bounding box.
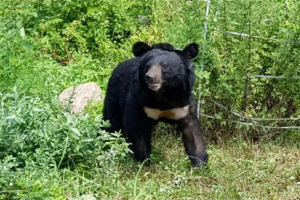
[0,0,299,199]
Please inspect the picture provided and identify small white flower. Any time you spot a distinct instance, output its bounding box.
[20,27,25,38]
[9,182,13,186]
[186,1,192,6]
[290,176,295,180]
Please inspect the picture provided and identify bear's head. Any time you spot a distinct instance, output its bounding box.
[132,42,199,93]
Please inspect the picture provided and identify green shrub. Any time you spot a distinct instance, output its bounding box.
[0,88,129,168]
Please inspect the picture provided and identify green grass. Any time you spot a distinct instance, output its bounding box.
[93,130,300,200]
[3,127,299,200]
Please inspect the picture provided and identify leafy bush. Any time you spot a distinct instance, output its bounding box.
[0,88,129,199]
[0,88,129,169]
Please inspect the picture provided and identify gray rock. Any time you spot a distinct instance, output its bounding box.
[59,82,103,113]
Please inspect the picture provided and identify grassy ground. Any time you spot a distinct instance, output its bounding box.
[60,127,300,200]
[1,106,299,200]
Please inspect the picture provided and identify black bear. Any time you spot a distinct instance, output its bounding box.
[103,42,208,167]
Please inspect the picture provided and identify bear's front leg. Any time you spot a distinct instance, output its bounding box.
[177,105,208,167]
[124,99,156,163]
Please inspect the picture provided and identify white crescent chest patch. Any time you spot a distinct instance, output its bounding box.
[144,105,190,120]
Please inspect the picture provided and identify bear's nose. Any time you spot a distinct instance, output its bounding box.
[145,73,154,83]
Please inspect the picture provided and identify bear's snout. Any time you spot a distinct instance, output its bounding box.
[145,65,162,91]
[145,73,154,83]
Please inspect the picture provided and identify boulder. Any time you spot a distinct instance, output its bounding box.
[59,82,103,113]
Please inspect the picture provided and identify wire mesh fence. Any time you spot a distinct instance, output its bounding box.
[197,0,300,135]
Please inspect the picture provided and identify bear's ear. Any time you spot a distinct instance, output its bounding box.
[183,43,199,59]
[132,42,152,57]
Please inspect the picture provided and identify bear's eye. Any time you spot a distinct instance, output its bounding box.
[160,62,167,67]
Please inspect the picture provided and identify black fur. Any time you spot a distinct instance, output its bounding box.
[103,42,208,167]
